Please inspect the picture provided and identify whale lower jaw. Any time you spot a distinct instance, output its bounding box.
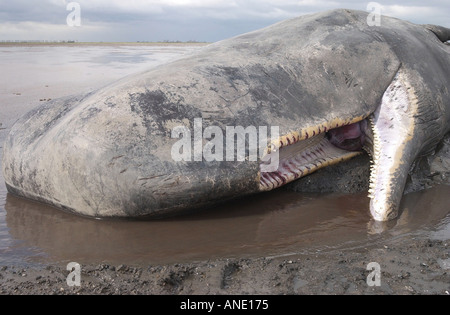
[259,69,419,222]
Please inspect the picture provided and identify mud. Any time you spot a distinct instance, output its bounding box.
[0,45,449,295]
[1,238,449,295]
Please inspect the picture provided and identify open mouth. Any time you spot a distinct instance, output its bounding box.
[259,70,416,222]
[259,118,372,191]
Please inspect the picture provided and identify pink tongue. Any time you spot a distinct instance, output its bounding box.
[327,121,365,151]
[329,124,362,142]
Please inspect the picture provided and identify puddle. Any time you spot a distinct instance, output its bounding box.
[0,45,449,268]
[1,183,449,267]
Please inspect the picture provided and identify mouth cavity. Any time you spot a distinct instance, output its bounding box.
[259,118,371,191]
[258,71,415,221]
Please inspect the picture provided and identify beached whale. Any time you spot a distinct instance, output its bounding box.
[2,9,450,221]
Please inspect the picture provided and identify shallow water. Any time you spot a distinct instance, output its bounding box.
[0,45,449,267]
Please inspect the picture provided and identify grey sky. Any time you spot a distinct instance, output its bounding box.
[0,0,449,42]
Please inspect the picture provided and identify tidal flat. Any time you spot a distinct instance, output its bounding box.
[0,44,449,295]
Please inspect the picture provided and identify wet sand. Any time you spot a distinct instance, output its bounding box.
[0,45,449,295]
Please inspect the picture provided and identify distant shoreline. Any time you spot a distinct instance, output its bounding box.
[0,42,211,47]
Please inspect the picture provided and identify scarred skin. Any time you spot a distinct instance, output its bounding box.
[2,9,450,220]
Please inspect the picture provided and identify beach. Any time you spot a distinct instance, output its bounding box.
[0,44,449,295]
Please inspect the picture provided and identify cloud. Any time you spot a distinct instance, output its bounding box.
[0,0,448,42]
[382,4,443,21]
[379,3,449,27]
[0,20,107,41]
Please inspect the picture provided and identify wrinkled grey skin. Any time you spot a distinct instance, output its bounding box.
[2,9,450,219]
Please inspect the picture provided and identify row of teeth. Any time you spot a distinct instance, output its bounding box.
[259,140,356,191]
[259,117,368,191]
[267,121,356,155]
[367,117,381,200]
